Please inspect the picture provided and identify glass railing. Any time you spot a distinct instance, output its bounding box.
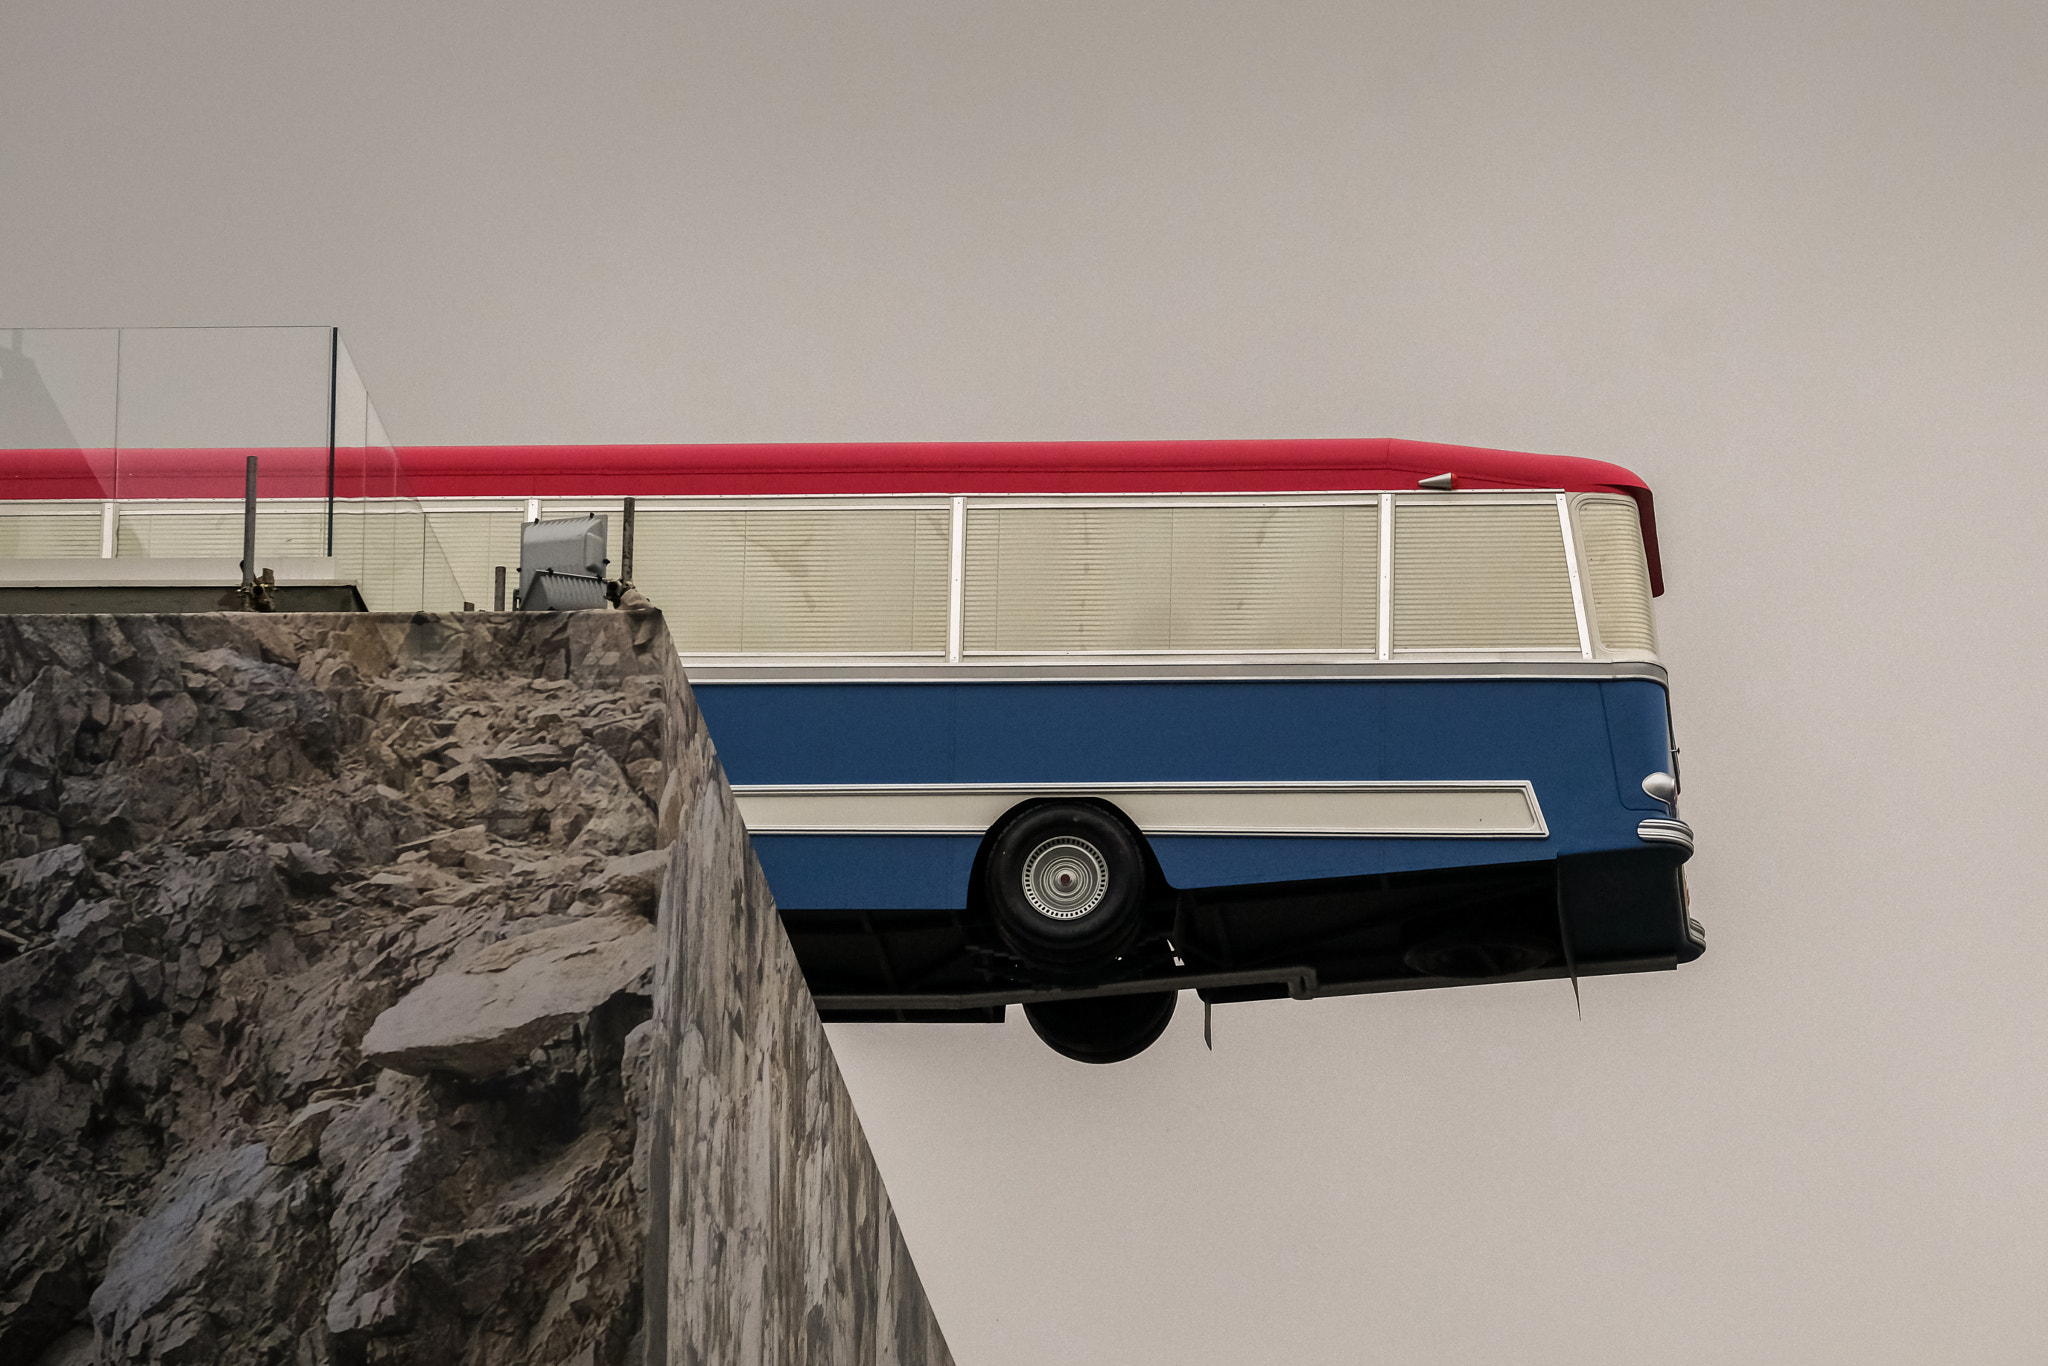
[0,326,462,612]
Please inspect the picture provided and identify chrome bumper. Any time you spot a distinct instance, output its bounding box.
[1637,817,1694,856]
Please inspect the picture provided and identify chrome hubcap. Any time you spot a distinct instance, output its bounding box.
[1020,836,1110,921]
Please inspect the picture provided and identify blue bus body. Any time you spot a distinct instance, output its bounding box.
[695,665,1701,1019]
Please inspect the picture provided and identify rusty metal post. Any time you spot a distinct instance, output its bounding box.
[241,455,258,605]
[620,497,635,587]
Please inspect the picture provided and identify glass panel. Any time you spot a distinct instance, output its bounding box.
[424,506,526,609]
[1573,494,1657,655]
[326,336,464,612]
[0,329,118,500]
[364,398,411,609]
[964,502,1377,653]
[111,326,332,501]
[0,325,464,613]
[1392,499,1579,651]
[327,336,370,595]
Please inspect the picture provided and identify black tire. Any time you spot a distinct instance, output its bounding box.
[1024,991,1178,1065]
[984,803,1148,971]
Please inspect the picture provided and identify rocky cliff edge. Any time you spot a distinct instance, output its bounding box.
[0,611,677,1365]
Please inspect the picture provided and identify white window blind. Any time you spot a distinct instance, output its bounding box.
[1573,494,1657,654]
[637,506,950,653]
[423,508,525,608]
[0,510,103,558]
[963,503,1378,652]
[116,505,327,561]
[1391,499,1580,651]
[329,503,422,611]
[965,506,1171,652]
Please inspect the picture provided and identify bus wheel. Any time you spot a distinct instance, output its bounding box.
[985,803,1147,970]
[1024,991,1178,1064]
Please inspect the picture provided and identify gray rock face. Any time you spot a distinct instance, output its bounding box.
[362,912,655,1077]
[88,1141,324,1364]
[0,612,664,1364]
[0,608,954,1366]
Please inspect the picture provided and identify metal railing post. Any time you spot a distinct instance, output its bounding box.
[239,455,275,612]
[621,496,635,587]
[325,327,337,556]
[241,456,258,599]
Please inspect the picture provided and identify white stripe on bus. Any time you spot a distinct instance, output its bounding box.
[730,780,1547,838]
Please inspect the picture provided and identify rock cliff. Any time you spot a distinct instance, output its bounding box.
[1,612,682,1363]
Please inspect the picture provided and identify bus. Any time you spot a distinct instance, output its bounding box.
[396,437,1703,1063]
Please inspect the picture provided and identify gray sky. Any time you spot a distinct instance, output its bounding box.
[6,2,2045,1361]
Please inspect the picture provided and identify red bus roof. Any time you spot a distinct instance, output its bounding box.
[0,437,1662,592]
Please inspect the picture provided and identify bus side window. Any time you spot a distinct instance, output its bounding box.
[1572,494,1658,657]
[962,502,1379,654]
[1391,498,1579,652]
[640,505,950,655]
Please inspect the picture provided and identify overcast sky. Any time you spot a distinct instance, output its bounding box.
[6,2,2045,1361]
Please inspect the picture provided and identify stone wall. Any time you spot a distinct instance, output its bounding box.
[636,632,952,1366]
[0,609,953,1365]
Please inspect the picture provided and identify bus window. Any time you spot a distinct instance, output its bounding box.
[0,505,103,558]
[964,504,1173,652]
[963,500,1379,653]
[641,504,950,654]
[1573,494,1658,656]
[1392,496,1579,652]
[1165,504,1378,651]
